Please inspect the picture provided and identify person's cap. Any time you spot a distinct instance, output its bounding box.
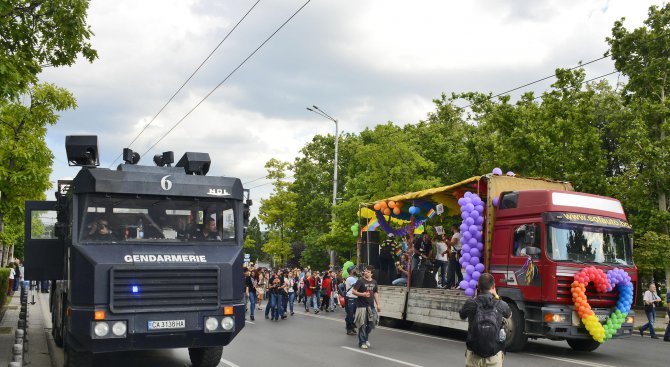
[388,233,394,238]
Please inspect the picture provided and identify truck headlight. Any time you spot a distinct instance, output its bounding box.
[543,313,567,323]
[221,317,234,331]
[625,316,634,324]
[94,322,110,337]
[205,317,219,332]
[112,321,127,336]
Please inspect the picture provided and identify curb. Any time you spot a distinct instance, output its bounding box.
[45,329,61,367]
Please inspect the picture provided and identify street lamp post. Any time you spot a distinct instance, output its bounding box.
[306,105,339,266]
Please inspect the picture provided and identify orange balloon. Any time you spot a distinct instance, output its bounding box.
[396,201,403,208]
[383,208,391,215]
[373,203,381,211]
[388,201,396,209]
[380,201,388,209]
[393,207,401,215]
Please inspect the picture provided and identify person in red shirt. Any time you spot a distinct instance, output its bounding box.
[321,273,332,312]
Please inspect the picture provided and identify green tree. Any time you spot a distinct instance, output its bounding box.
[0,83,76,263]
[244,217,264,262]
[607,4,670,284]
[0,0,98,99]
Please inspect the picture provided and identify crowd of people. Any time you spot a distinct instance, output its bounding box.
[377,224,464,289]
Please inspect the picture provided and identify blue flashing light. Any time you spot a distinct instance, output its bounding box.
[131,285,139,294]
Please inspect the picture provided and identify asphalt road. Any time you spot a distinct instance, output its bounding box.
[44,296,669,367]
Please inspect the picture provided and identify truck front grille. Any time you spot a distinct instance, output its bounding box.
[110,267,220,313]
[556,276,620,305]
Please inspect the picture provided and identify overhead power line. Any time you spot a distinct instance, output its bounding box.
[109,0,263,167]
[141,0,312,157]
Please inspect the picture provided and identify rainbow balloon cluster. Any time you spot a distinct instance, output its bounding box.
[457,192,485,297]
[571,267,633,343]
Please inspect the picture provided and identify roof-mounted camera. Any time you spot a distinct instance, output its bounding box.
[153,151,175,167]
[122,148,141,165]
[176,152,210,176]
[65,135,100,167]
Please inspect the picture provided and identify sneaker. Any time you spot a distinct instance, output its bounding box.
[250,315,255,321]
[265,315,269,319]
[639,327,643,337]
[281,315,287,320]
[366,341,370,347]
[360,344,369,349]
[315,310,320,314]
[290,312,295,316]
[346,330,356,335]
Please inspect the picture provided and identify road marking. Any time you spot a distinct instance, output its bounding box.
[298,312,460,343]
[341,346,424,367]
[245,321,255,324]
[524,353,618,367]
[220,358,241,367]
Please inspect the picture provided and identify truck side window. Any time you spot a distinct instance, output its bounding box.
[513,224,541,259]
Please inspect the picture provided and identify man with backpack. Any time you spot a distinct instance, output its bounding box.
[459,273,511,367]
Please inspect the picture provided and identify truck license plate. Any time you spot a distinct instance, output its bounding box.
[596,314,609,323]
[148,320,185,330]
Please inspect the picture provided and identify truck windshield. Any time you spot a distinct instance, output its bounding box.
[546,223,633,266]
[79,194,236,243]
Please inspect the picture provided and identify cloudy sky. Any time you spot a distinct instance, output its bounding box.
[41,0,662,218]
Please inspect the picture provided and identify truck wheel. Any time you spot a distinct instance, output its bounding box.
[504,302,527,352]
[567,338,601,352]
[52,300,65,348]
[64,344,92,367]
[188,346,223,367]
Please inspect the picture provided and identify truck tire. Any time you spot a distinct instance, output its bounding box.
[188,346,223,367]
[567,338,601,352]
[64,343,92,367]
[504,302,527,352]
[52,298,65,348]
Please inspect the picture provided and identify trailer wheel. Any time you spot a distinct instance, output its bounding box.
[504,302,527,352]
[188,346,223,367]
[567,338,601,352]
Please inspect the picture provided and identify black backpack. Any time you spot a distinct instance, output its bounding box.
[470,298,504,357]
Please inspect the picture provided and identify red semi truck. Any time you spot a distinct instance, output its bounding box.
[361,174,637,352]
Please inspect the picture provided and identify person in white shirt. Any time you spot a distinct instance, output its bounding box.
[344,269,359,335]
[7,264,16,296]
[435,233,449,288]
[446,225,463,289]
[639,283,662,339]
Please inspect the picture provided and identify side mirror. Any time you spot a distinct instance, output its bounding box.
[524,225,536,246]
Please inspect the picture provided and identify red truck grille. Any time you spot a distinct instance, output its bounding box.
[556,276,619,305]
[110,267,220,313]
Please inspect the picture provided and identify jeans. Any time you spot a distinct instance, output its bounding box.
[392,277,407,286]
[248,292,257,319]
[411,255,420,271]
[345,298,357,331]
[269,293,284,320]
[640,308,657,337]
[288,292,295,313]
[311,294,320,311]
[435,260,448,286]
[358,310,373,346]
[446,255,463,288]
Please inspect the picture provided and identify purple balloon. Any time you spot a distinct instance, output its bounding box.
[469,257,479,266]
[492,167,503,175]
[465,288,475,297]
[474,231,482,240]
[472,196,483,206]
[475,216,484,225]
[464,192,472,198]
[492,197,499,207]
[464,197,472,204]
[476,243,484,251]
[458,257,465,265]
[464,272,472,281]
[460,237,468,245]
[459,280,469,289]
[472,271,481,280]
[458,198,466,206]
[506,171,515,176]
[466,265,475,274]
[461,244,471,254]
[470,248,480,258]
[462,231,472,240]
[475,205,484,213]
[468,238,478,246]
[465,217,475,226]
[464,203,475,212]
[469,279,478,288]
[475,263,485,272]
[477,225,483,231]
[468,225,479,233]
[470,210,480,219]
[461,211,469,220]
[462,253,471,262]
[460,224,469,232]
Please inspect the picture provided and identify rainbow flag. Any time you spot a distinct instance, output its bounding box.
[363,220,380,231]
[426,208,436,218]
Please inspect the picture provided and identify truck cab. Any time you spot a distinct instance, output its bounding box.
[24,136,250,367]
